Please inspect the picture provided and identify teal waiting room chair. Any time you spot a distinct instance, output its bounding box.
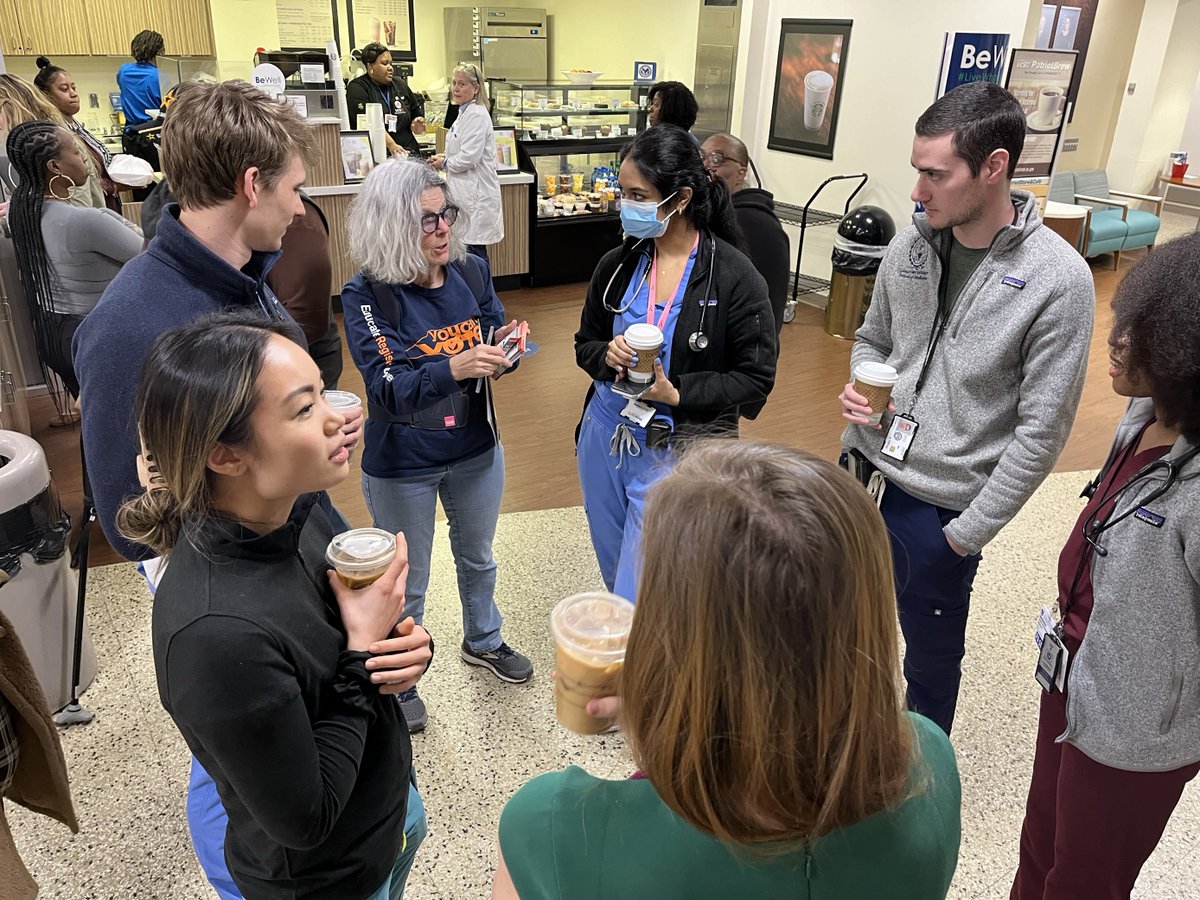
[1047,169,1164,268]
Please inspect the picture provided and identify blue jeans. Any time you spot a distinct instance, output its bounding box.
[187,758,427,899]
[880,483,982,736]
[362,445,506,652]
[576,396,674,602]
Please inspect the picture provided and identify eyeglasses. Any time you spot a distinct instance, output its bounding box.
[702,150,745,168]
[420,205,459,234]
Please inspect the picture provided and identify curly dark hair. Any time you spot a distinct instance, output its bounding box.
[131,30,164,63]
[647,81,698,131]
[1112,233,1200,442]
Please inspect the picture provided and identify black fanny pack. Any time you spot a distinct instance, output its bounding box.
[368,392,471,430]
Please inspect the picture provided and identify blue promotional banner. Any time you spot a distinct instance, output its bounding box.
[937,32,1011,97]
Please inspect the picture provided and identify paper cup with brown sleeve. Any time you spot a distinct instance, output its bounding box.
[624,323,664,384]
[852,361,899,425]
[552,591,636,734]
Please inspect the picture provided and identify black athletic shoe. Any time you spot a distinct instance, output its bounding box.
[459,641,533,683]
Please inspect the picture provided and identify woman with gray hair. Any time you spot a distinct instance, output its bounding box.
[430,63,502,260]
[341,157,532,733]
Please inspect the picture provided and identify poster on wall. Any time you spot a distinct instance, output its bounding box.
[767,19,853,160]
[1030,0,1098,121]
[1005,48,1077,187]
[937,32,1011,98]
[277,0,339,50]
[349,0,416,61]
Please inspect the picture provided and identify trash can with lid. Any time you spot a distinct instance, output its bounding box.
[0,430,96,710]
[824,205,896,339]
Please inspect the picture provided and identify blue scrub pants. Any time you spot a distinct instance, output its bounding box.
[880,482,982,736]
[577,394,674,602]
[187,758,427,899]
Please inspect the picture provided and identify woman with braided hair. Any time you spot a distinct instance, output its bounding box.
[6,120,143,401]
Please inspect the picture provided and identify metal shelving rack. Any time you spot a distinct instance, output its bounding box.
[775,172,868,322]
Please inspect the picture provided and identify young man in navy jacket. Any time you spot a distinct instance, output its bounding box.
[73,80,363,562]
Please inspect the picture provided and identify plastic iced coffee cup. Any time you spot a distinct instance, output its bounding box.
[551,592,635,734]
[852,361,899,426]
[624,323,663,384]
[325,390,362,459]
[325,390,362,416]
[326,528,396,590]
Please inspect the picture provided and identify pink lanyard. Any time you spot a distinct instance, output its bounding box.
[646,234,700,330]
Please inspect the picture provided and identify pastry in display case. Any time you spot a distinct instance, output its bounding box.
[487,80,651,286]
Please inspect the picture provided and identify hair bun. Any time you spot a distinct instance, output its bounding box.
[35,56,51,68]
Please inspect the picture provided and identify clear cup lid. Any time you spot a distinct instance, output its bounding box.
[324,390,363,410]
[551,592,636,661]
[326,528,396,571]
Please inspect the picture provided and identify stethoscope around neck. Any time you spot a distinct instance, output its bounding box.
[1081,442,1200,558]
[600,233,718,353]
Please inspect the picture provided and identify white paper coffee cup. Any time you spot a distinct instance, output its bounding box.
[852,361,899,425]
[624,323,664,383]
[803,70,835,130]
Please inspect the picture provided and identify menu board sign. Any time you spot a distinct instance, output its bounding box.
[349,0,417,61]
[1004,48,1077,181]
[277,0,338,49]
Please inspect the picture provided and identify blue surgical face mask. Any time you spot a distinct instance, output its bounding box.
[620,191,679,240]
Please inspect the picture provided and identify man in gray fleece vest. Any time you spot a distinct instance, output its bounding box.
[838,82,1095,735]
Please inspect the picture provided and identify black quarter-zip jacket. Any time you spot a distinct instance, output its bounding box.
[152,495,411,899]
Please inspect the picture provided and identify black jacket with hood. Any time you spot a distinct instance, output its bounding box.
[732,187,790,335]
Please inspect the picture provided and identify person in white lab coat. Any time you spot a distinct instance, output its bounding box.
[430,63,502,261]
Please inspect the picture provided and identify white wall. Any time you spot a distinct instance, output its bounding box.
[735,0,1033,285]
[1105,0,1188,191]
[1180,69,1200,160]
[1132,0,1200,191]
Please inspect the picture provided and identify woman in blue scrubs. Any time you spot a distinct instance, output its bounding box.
[574,125,777,601]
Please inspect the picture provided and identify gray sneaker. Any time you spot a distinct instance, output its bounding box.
[396,687,428,733]
[460,641,533,683]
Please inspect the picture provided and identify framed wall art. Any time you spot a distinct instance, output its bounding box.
[767,19,853,160]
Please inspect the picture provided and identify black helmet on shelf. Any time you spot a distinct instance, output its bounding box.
[837,205,896,247]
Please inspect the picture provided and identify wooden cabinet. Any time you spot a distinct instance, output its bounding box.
[0,0,93,56]
[1,0,212,57]
[86,0,153,57]
[149,0,213,57]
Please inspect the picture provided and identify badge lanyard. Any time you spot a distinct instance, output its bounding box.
[646,235,699,331]
[377,83,394,110]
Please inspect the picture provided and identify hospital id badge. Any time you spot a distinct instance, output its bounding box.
[1034,631,1068,694]
[881,414,919,461]
[620,399,655,427]
[385,114,398,132]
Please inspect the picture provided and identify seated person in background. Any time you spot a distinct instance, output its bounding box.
[493,441,962,899]
[646,81,698,133]
[702,132,790,334]
[6,120,143,397]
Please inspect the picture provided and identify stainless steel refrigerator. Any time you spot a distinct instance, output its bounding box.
[444,7,550,84]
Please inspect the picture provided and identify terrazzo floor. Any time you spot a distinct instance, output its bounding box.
[9,471,1200,899]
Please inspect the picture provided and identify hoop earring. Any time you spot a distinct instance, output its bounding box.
[47,173,76,201]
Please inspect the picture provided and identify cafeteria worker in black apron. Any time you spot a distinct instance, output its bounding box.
[346,42,426,156]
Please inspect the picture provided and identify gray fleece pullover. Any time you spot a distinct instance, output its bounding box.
[843,190,1095,554]
[1063,398,1200,771]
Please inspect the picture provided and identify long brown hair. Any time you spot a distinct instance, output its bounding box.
[621,441,913,848]
[116,312,297,556]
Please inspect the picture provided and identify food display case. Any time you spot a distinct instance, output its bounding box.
[489,80,651,286]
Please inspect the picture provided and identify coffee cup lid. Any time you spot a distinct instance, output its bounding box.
[551,592,636,661]
[624,323,664,349]
[324,390,363,410]
[853,361,899,386]
[326,528,396,571]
